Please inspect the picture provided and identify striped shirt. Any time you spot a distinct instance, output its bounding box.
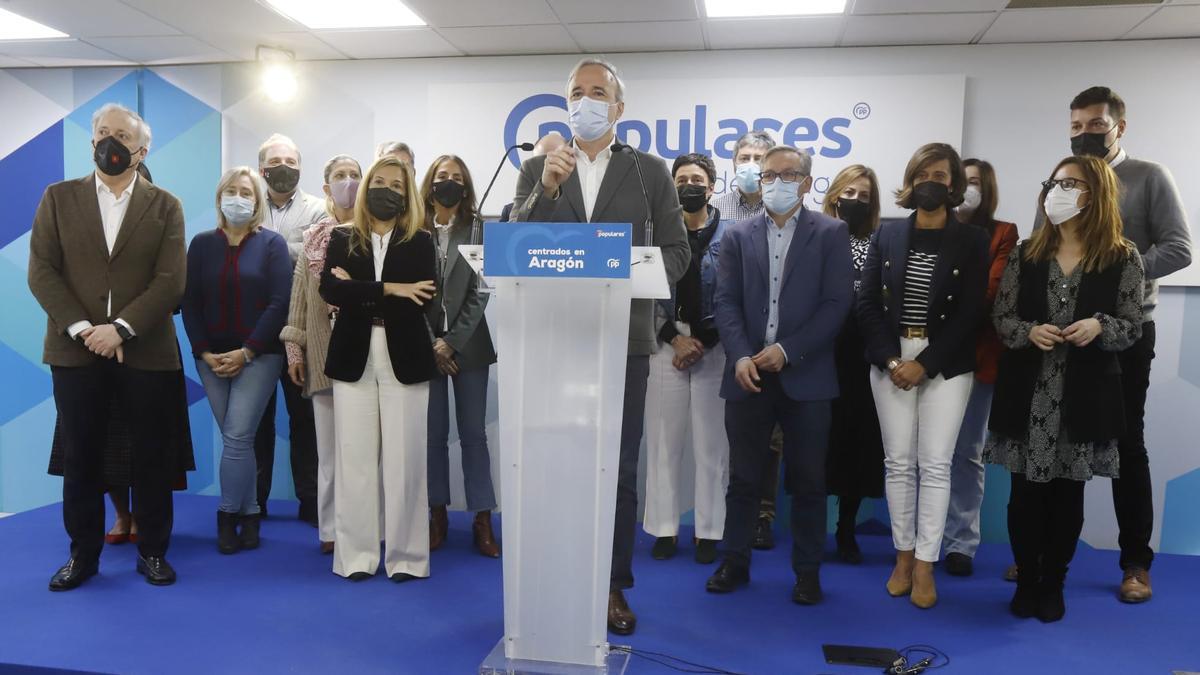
[901,228,944,327]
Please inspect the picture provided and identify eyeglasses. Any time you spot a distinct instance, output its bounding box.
[760,170,807,183]
[1042,178,1089,191]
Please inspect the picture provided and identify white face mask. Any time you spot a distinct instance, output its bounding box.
[568,96,616,142]
[959,185,982,213]
[1044,184,1087,226]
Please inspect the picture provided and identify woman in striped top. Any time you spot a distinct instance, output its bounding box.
[857,143,990,609]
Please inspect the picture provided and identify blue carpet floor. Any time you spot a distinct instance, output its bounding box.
[0,494,1197,674]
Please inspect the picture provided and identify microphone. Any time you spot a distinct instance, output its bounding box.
[473,142,535,244]
[610,141,653,248]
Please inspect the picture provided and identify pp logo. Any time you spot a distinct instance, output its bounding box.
[607,258,621,269]
[853,102,871,120]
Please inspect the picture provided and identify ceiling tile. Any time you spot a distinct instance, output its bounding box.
[438,24,579,55]
[548,0,699,24]
[197,31,350,61]
[0,0,182,38]
[118,0,305,35]
[852,0,1006,14]
[86,36,237,65]
[706,16,843,49]
[0,55,37,67]
[843,12,996,46]
[0,39,131,66]
[1122,5,1200,39]
[402,0,561,27]
[980,7,1157,43]
[568,20,705,52]
[315,28,462,59]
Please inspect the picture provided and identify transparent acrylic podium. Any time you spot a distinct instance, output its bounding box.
[464,237,667,675]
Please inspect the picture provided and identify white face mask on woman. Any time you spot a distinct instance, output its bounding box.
[1043,184,1087,225]
[959,185,982,213]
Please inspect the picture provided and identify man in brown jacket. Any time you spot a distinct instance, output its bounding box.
[28,103,186,590]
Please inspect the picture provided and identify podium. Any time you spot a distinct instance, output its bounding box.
[469,221,667,674]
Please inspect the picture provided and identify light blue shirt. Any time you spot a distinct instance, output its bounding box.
[764,209,800,347]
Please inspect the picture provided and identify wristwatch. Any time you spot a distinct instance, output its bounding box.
[114,323,136,343]
[887,358,902,371]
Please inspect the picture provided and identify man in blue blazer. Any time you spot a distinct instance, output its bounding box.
[706,146,853,605]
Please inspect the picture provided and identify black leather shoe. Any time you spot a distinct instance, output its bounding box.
[706,561,750,593]
[607,589,637,636]
[48,557,98,592]
[694,539,719,565]
[390,572,420,583]
[136,555,176,586]
[651,536,677,560]
[945,552,974,577]
[792,571,823,605]
[217,511,240,555]
[347,571,372,581]
[752,517,775,551]
[239,513,261,550]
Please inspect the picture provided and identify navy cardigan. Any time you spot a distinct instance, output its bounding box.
[182,228,293,358]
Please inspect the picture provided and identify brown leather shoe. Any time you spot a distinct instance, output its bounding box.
[430,505,448,551]
[473,511,501,558]
[320,541,334,555]
[607,589,637,636]
[1119,568,1152,603]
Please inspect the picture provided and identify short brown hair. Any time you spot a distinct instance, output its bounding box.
[894,142,965,210]
[962,158,999,229]
[671,153,717,185]
[822,164,880,238]
[1026,155,1133,273]
[1070,86,1126,122]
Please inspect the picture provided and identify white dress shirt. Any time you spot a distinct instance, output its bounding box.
[67,173,138,339]
[573,140,612,222]
[372,228,393,281]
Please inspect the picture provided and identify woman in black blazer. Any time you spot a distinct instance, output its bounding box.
[857,143,989,609]
[319,155,437,582]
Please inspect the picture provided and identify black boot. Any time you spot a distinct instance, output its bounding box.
[239,513,261,550]
[1010,565,1040,618]
[835,497,863,564]
[1007,473,1043,618]
[1037,568,1067,623]
[217,511,241,554]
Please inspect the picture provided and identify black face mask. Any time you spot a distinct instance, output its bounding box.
[677,184,708,213]
[366,187,406,221]
[1071,125,1116,158]
[431,180,466,208]
[93,136,140,177]
[912,181,950,212]
[836,198,872,233]
[263,164,301,194]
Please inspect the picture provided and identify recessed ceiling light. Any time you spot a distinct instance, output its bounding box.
[704,0,847,19]
[263,0,425,29]
[0,7,68,40]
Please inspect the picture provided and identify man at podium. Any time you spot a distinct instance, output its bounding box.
[510,57,689,636]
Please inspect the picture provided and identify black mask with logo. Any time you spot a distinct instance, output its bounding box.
[912,181,950,212]
[366,187,407,221]
[263,164,301,194]
[93,136,141,177]
[431,180,466,208]
[676,184,708,214]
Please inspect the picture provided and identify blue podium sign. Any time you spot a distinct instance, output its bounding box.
[483,221,632,279]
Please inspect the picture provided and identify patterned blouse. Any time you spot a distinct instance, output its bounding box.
[850,235,870,293]
[983,247,1144,482]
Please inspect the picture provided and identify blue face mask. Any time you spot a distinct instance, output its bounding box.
[221,195,256,227]
[569,96,616,142]
[734,162,761,194]
[761,178,802,215]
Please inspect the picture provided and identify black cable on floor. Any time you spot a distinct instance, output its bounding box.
[609,645,748,675]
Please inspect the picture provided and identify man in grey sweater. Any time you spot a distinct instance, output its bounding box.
[1024,86,1192,604]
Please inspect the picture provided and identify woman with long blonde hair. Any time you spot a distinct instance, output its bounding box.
[319,155,438,581]
[986,155,1144,622]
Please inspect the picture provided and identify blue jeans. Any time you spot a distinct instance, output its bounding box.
[944,381,992,557]
[426,367,496,512]
[197,354,285,515]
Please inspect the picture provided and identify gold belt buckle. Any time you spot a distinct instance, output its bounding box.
[902,326,927,339]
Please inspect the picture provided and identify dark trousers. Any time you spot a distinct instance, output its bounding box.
[722,373,831,573]
[1008,473,1085,580]
[255,366,318,510]
[52,361,175,560]
[758,425,784,521]
[1113,321,1155,571]
[611,355,650,591]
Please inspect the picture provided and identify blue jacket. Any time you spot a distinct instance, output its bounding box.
[857,213,990,379]
[715,207,854,402]
[182,227,292,358]
[658,206,725,345]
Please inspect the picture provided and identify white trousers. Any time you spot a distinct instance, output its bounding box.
[332,327,430,578]
[869,337,973,562]
[642,341,729,541]
[312,390,336,544]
